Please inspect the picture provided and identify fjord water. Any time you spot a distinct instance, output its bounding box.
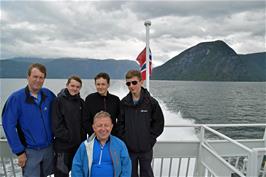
[1,79,265,139]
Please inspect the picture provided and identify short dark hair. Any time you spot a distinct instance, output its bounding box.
[94,72,110,84]
[28,63,47,78]
[66,75,82,87]
[93,111,112,123]
[125,70,142,81]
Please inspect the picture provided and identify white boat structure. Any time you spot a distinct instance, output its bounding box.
[1,123,265,177]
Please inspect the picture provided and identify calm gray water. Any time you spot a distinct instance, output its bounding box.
[1,79,265,138]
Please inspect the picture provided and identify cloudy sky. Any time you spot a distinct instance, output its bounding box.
[1,1,265,66]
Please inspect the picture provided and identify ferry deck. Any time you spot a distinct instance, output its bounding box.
[1,124,266,177]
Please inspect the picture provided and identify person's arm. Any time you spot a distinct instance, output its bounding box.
[71,143,86,177]
[116,102,125,141]
[51,98,70,142]
[111,97,121,136]
[120,141,132,177]
[150,99,165,141]
[84,97,94,136]
[80,99,87,141]
[2,96,25,155]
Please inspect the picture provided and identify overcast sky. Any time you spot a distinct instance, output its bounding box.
[1,1,265,66]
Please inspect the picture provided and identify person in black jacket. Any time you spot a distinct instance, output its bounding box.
[84,72,120,136]
[117,70,164,177]
[52,75,86,177]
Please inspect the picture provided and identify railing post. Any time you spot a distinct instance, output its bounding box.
[263,127,266,150]
[246,150,258,177]
[194,126,205,177]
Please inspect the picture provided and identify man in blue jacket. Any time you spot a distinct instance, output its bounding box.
[71,111,131,177]
[2,63,55,177]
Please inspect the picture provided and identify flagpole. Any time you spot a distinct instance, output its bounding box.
[144,20,151,91]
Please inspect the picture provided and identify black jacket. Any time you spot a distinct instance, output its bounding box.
[84,92,120,136]
[52,89,86,152]
[117,87,164,153]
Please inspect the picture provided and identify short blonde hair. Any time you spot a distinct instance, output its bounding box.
[125,70,142,80]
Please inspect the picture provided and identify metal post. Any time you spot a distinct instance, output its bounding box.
[246,150,258,177]
[194,126,206,177]
[144,20,151,91]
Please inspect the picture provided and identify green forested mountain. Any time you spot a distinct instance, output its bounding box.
[0,58,139,79]
[151,40,266,81]
[1,40,265,81]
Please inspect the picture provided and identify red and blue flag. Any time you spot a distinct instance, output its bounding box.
[136,47,152,80]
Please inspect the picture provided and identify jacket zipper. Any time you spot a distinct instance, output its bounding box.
[38,103,49,143]
[104,97,107,111]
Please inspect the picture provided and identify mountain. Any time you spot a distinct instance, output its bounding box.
[0,57,139,79]
[151,40,266,81]
[1,40,265,81]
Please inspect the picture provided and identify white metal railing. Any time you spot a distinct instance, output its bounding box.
[1,124,266,177]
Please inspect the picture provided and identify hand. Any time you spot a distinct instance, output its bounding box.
[18,152,27,168]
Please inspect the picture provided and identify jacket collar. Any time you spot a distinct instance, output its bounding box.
[96,91,110,98]
[24,86,47,104]
[124,87,149,106]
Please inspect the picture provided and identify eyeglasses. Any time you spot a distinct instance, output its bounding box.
[126,81,138,86]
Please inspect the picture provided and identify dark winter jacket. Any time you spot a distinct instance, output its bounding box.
[117,87,164,153]
[52,89,86,152]
[84,92,120,136]
[2,86,55,155]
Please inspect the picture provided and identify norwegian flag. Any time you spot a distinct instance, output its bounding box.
[136,47,152,80]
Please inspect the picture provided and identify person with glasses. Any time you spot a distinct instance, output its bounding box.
[2,63,55,177]
[52,75,87,177]
[117,70,164,177]
[71,111,131,177]
[84,72,120,137]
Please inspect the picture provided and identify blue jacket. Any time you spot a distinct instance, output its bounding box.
[71,134,131,177]
[2,86,55,155]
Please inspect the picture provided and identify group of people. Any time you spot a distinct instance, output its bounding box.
[2,63,165,177]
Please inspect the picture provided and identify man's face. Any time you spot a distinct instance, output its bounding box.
[66,79,81,96]
[126,76,142,95]
[93,116,113,142]
[27,68,45,93]
[95,77,109,96]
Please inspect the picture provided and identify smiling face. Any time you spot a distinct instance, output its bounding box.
[95,77,109,96]
[27,67,45,94]
[93,115,113,144]
[66,79,81,96]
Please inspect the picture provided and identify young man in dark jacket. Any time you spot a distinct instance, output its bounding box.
[52,75,86,177]
[84,72,120,136]
[117,70,164,177]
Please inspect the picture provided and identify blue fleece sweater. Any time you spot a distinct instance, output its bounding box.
[2,86,55,155]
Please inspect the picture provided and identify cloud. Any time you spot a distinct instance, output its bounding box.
[1,1,265,66]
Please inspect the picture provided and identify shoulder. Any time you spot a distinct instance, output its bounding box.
[10,88,25,98]
[5,88,25,105]
[85,92,97,100]
[110,135,126,146]
[142,89,158,105]
[149,96,159,104]
[108,93,120,100]
[41,87,55,98]
[121,93,131,103]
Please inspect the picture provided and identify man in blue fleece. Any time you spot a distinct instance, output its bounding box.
[2,63,55,177]
[71,111,131,177]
